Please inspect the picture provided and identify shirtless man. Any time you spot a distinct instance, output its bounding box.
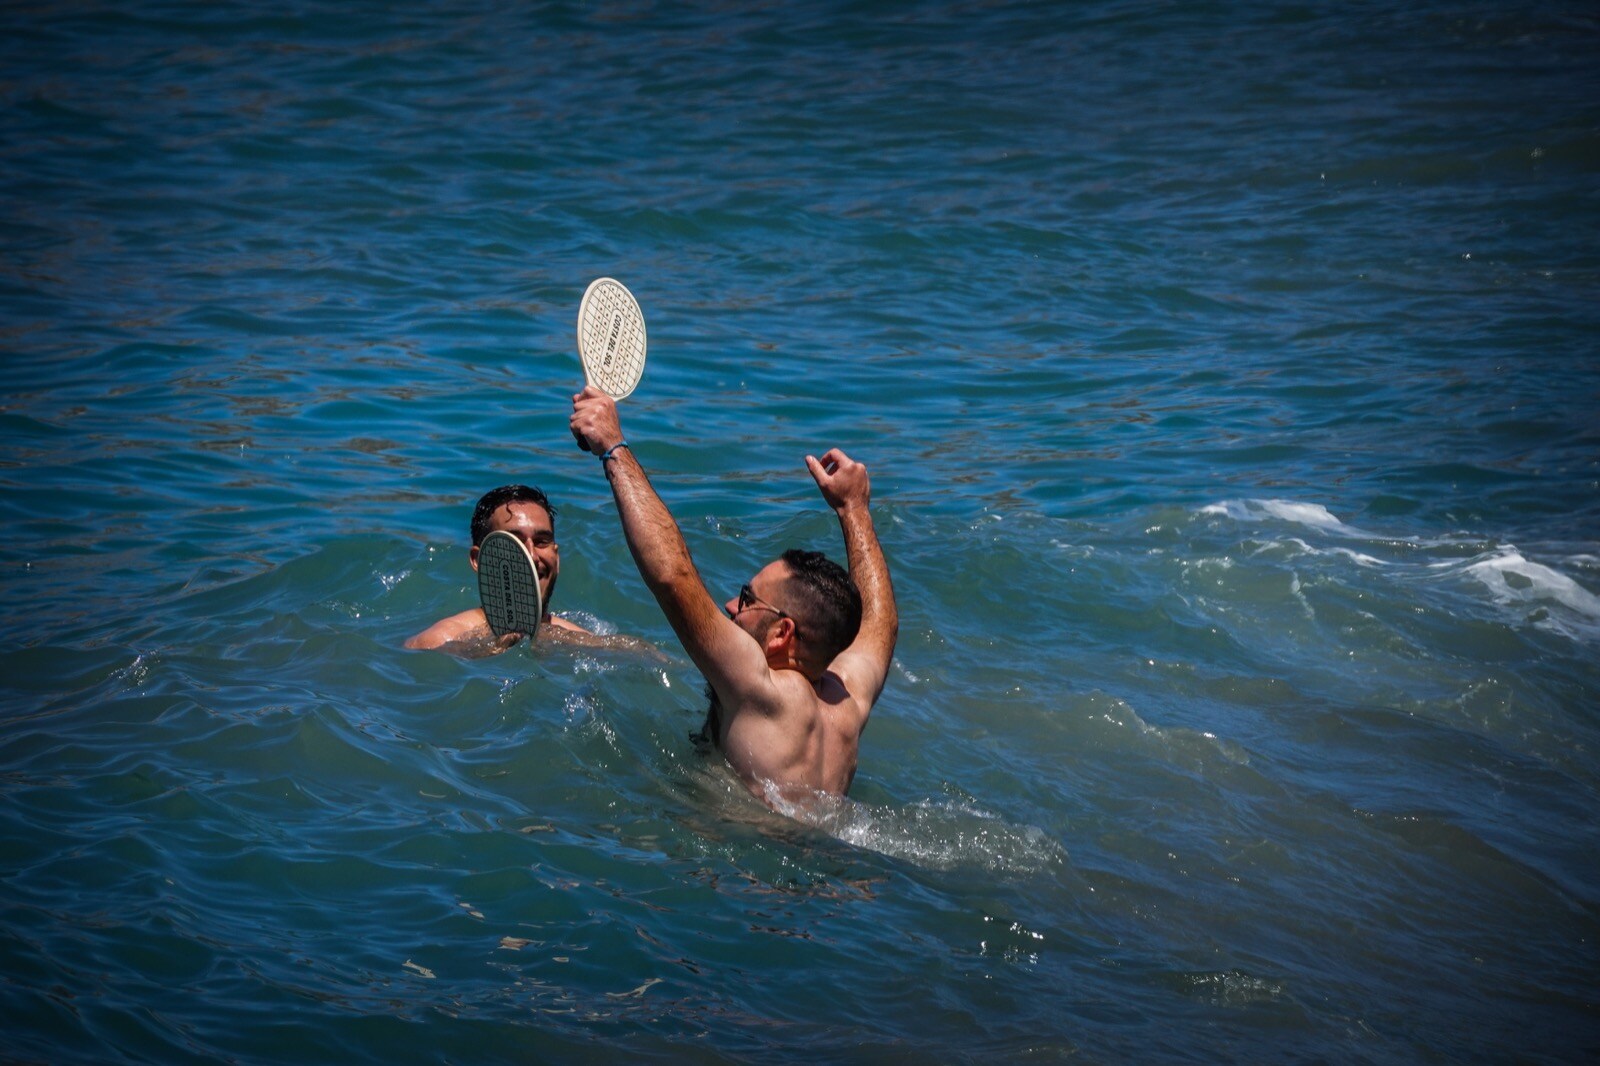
[569,386,898,803]
[405,484,591,655]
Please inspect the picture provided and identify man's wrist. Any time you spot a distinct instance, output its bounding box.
[598,440,630,463]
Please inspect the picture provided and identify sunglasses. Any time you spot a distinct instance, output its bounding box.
[736,583,798,633]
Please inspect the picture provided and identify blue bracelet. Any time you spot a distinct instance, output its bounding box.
[598,441,630,463]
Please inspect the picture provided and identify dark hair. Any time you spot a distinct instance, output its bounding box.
[780,548,862,662]
[471,485,555,546]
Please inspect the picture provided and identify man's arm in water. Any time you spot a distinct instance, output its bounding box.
[569,386,781,712]
[806,448,898,713]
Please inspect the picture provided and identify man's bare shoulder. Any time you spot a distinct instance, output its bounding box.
[405,608,489,650]
[407,610,634,656]
[811,667,873,741]
[823,647,889,713]
[729,668,837,734]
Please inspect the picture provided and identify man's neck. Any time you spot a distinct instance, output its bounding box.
[768,655,823,687]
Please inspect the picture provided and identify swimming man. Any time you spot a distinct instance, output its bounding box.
[569,385,898,804]
[406,484,592,655]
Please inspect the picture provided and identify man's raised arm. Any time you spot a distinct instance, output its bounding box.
[806,448,898,705]
[569,386,769,696]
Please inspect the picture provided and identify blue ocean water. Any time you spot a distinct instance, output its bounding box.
[3,1,1598,1061]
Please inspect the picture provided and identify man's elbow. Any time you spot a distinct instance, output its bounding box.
[643,561,700,599]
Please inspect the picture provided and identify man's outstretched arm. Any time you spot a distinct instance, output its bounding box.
[806,448,898,707]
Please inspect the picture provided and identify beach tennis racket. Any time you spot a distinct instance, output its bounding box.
[576,277,647,400]
[477,530,542,640]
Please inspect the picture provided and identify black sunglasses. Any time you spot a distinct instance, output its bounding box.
[736,583,798,634]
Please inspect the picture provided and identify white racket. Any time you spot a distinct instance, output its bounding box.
[477,530,542,640]
[576,277,647,400]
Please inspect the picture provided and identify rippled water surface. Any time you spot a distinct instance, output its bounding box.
[3,2,1598,1062]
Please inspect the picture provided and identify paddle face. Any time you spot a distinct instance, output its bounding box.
[477,530,542,640]
[576,277,647,400]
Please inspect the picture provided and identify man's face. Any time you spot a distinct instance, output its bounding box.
[724,559,792,643]
[471,501,560,608]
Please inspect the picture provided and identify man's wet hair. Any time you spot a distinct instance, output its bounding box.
[780,548,862,662]
[471,485,555,546]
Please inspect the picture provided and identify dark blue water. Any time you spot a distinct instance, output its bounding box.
[3,2,1598,1062]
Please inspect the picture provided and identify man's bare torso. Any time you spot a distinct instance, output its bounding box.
[700,671,863,799]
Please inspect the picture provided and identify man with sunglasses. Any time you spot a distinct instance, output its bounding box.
[570,385,898,807]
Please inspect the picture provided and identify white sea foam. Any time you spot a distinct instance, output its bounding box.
[1200,499,1366,537]
[772,789,1068,875]
[1460,549,1600,632]
[1201,500,1485,564]
[1328,546,1387,567]
[1205,500,1600,640]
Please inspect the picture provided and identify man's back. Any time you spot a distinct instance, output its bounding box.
[713,669,866,798]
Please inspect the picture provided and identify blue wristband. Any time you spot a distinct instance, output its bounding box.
[598,441,630,463]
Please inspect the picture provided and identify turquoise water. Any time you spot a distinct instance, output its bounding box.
[3,1,1598,1061]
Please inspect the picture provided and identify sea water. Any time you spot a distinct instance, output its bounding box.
[2,1,1597,1062]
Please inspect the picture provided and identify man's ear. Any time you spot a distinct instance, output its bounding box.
[468,545,481,572]
[766,616,798,652]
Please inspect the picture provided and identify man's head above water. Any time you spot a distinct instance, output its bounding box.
[725,549,862,677]
[467,484,561,611]
[471,484,554,546]
[405,483,589,653]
